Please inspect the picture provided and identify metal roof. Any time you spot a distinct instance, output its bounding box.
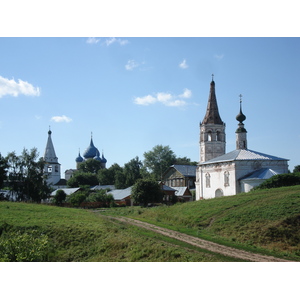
[51,187,81,196]
[240,168,279,180]
[172,165,197,177]
[200,149,289,165]
[108,187,132,200]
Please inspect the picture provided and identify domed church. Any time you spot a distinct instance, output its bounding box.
[195,77,289,200]
[75,134,107,169]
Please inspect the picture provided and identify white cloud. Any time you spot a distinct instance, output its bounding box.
[125,59,139,71]
[134,95,157,106]
[134,89,192,107]
[0,76,40,98]
[86,37,100,44]
[104,37,129,46]
[179,59,188,69]
[214,54,224,60]
[179,88,192,98]
[51,115,72,123]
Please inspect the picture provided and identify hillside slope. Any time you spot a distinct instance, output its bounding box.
[102,185,300,260]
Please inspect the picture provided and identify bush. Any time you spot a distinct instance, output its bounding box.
[254,173,300,190]
[0,229,49,262]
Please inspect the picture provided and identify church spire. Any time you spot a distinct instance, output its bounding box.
[199,77,226,162]
[43,127,58,163]
[201,75,224,125]
[235,94,247,150]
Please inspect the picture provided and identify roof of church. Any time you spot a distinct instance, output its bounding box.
[83,137,99,159]
[240,168,280,181]
[202,79,224,125]
[200,149,289,165]
[43,129,58,163]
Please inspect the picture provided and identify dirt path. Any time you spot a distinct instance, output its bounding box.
[104,216,291,262]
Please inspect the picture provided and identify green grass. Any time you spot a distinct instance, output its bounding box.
[0,202,236,261]
[100,185,300,260]
[2,185,300,261]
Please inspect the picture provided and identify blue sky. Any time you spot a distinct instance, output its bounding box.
[0,37,299,174]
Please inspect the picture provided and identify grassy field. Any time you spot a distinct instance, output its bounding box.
[0,201,240,262]
[1,185,300,261]
[100,185,300,261]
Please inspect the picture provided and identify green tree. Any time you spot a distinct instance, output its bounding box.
[123,156,143,187]
[97,163,123,185]
[67,172,98,187]
[293,165,300,173]
[131,179,164,207]
[0,153,8,189]
[174,156,197,166]
[143,145,176,180]
[78,158,102,173]
[53,189,67,206]
[6,148,51,202]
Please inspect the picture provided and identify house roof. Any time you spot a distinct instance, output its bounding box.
[168,165,197,177]
[91,185,116,191]
[200,149,289,165]
[51,187,81,196]
[240,168,279,181]
[108,187,132,200]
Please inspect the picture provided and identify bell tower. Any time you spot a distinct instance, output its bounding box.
[200,76,226,162]
[43,128,61,185]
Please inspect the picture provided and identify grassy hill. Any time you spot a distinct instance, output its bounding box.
[1,185,300,261]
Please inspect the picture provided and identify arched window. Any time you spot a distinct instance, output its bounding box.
[207,131,212,141]
[224,171,229,186]
[55,165,59,172]
[216,131,221,141]
[205,173,211,188]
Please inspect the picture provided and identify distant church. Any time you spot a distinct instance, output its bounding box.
[195,77,289,200]
[43,130,107,186]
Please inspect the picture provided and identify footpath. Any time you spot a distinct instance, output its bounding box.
[104,215,291,262]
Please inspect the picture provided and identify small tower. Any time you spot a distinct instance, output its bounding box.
[200,76,226,162]
[235,94,247,150]
[43,128,61,185]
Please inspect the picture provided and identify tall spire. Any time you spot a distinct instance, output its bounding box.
[202,75,224,125]
[43,128,58,163]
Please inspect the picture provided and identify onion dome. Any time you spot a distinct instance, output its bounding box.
[94,150,102,162]
[83,137,99,159]
[75,150,84,163]
[236,95,246,124]
[101,152,107,163]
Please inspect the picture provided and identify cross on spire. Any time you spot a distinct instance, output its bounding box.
[212,74,214,81]
[239,94,243,103]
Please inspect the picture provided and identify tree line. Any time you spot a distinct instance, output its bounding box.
[0,145,197,204]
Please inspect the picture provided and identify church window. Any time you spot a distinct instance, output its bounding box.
[55,165,59,172]
[205,173,211,188]
[216,131,221,141]
[207,131,212,141]
[224,171,230,186]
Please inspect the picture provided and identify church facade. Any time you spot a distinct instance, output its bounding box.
[195,79,289,200]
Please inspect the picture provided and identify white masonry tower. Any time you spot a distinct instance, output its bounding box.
[43,128,61,185]
[199,75,226,162]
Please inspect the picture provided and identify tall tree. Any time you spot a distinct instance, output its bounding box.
[123,156,143,187]
[143,145,176,180]
[97,163,123,185]
[131,179,164,207]
[6,148,51,202]
[0,153,8,189]
[67,172,98,187]
[78,158,102,173]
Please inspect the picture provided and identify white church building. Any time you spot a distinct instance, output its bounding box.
[195,78,289,200]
